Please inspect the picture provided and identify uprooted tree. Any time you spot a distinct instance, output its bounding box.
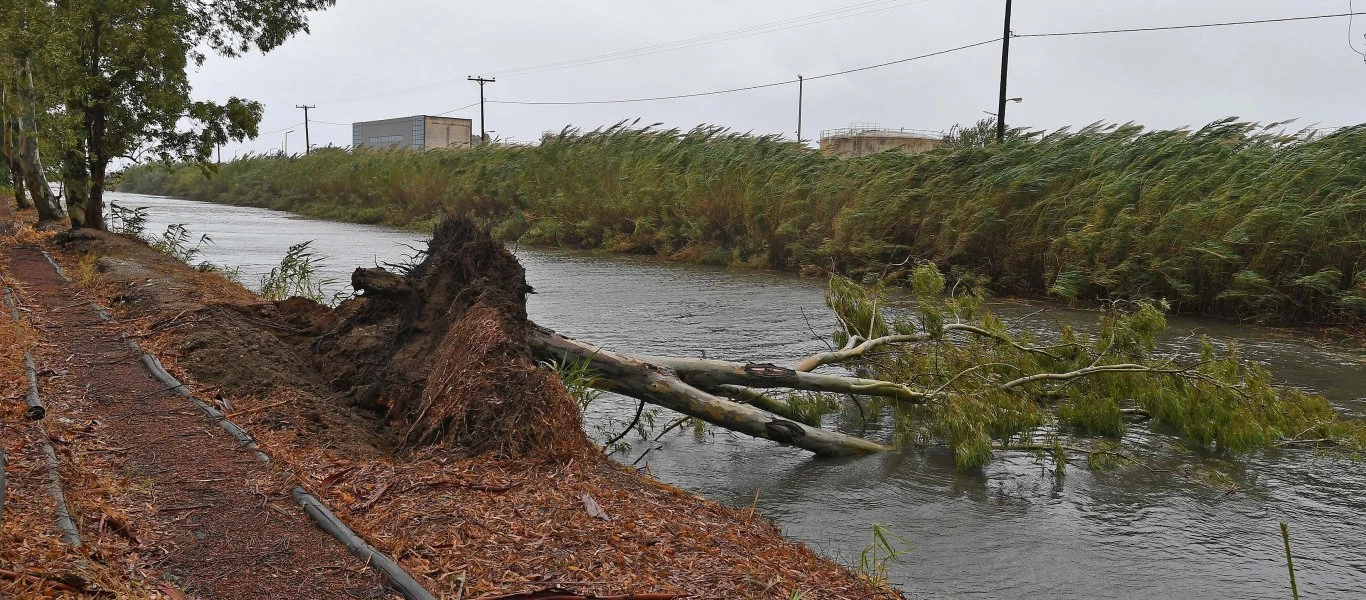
[321,216,1364,469]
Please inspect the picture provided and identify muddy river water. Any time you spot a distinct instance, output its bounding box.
[111,191,1365,599]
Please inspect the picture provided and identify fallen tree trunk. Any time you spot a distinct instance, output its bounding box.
[638,355,925,403]
[528,327,890,457]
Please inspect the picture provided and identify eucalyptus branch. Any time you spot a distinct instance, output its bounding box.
[794,333,928,372]
[942,323,1075,360]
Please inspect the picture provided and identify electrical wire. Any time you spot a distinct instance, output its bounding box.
[258,122,303,135]
[804,38,998,81]
[278,9,1366,125]
[487,10,1366,108]
[489,0,931,78]
[489,38,998,106]
[436,102,480,115]
[1350,1,1366,57]
[489,78,795,106]
[1016,11,1366,38]
[313,0,928,105]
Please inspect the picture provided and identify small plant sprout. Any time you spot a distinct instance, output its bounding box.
[858,523,913,587]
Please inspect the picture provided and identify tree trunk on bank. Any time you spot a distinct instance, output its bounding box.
[16,120,65,226]
[85,155,107,230]
[7,156,29,209]
[527,327,891,457]
[0,106,30,209]
[76,16,107,231]
[61,123,91,228]
[2,74,64,226]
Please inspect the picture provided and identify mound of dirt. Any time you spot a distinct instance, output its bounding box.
[319,216,589,459]
[52,228,386,457]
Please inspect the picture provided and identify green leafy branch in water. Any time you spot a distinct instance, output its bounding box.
[259,240,348,306]
[829,263,1366,471]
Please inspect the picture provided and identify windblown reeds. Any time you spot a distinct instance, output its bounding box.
[120,118,1366,324]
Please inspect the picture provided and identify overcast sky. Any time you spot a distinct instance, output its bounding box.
[189,0,1366,157]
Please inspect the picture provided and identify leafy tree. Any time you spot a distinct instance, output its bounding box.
[0,0,66,224]
[3,0,335,228]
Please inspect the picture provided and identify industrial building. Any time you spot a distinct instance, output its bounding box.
[819,124,945,158]
[351,115,473,150]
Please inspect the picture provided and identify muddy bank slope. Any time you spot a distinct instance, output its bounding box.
[35,209,900,599]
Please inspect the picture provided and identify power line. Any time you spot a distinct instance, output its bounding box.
[258,122,303,135]
[490,0,931,78]
[436,102,480,116]
[1017,11,1366,38]
[489,78,795,106]
[311,0,928,105]
[1351,1,1366,57]
[805,38,998,81]
[489,39,999,106]
[486,9,1366,108]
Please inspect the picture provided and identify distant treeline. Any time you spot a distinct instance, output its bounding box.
[118,119,1366,325]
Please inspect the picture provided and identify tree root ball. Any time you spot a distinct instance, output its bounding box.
[409,301,588,459]
[325,215,588,460]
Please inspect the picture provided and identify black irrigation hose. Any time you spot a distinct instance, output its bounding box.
[95,306,435,598]
[4,286,81,545]
[293,488,438,600]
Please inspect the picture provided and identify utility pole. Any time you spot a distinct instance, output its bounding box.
[468,76,495,144]
[796,75,804,143]
[995,0,1013,144]
[283,130,292,155]
[296,104,315,155]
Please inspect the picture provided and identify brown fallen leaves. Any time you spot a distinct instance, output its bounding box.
[31,205,903,600]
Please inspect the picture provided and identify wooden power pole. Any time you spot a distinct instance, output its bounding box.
[996,0,1013,144]
[467,76,495,144]
[296,104,315,154]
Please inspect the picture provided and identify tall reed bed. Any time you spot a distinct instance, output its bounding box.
[118,119,1366,324]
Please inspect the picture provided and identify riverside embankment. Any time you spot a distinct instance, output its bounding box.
[1,200,898,599]
[106,191,1366,599]
[119,120,1366,326]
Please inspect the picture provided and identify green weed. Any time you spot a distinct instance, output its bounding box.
[258,240,346,305]
[858,523,913,587]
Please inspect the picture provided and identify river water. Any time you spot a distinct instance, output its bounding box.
[110,192,1366,599]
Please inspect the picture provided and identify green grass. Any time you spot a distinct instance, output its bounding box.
[118,118,1366,325]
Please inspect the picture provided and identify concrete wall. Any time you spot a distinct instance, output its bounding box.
[423,116,472,149]
[352,116,473,150]
[820,134,945,158]
[352,117,421,149]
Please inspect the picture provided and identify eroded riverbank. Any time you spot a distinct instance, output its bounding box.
[105,192,1366,599]
[2,200,898,599]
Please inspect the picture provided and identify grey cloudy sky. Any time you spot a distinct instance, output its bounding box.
[189,0,1366,157]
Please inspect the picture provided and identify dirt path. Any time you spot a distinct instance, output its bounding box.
[4,240,389,598]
